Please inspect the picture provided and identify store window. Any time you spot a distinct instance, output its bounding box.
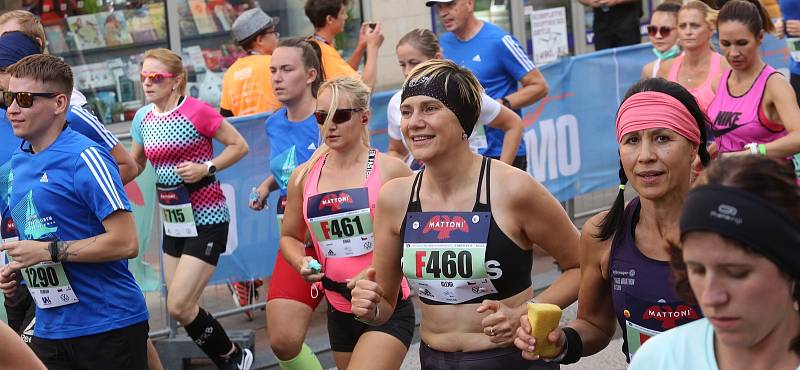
[178,0,363,107]
[0,0,364,123]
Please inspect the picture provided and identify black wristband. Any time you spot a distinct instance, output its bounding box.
[501,96,512,109]
[559,327,583,364]
[48,240,59,262]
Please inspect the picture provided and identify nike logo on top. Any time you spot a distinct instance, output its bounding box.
[472,54,482,62]
[39,173,49,183]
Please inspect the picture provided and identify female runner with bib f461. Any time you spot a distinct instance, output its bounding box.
[350,59,580,370]
[279,76,415,370]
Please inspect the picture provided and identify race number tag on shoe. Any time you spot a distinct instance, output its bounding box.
[157,184,198,237]
[402,212,498,304]
[23,262,78,309]
[307,188,374,259]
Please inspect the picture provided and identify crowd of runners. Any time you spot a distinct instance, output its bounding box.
[0,0,798,369]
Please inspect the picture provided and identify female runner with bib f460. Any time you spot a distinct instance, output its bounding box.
[279,76,415,370]
[350,59,580,370]
[130,48,251,370]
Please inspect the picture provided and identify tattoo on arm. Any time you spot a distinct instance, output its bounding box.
[56,241,78,263]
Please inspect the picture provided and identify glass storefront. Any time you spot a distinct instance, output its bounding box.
[0,0,363,123]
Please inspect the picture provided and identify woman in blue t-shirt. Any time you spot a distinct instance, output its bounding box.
[630,156,800,370]
[248,38,326,370]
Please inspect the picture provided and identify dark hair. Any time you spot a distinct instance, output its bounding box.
[304,0,347,29]
[669,156,800,355]
[717,0,775,35]
[7,54,73,94]
[397,28,441,59]
[654,1,681,16]
[238,26,273,51]
[595,78,711,241]
[277,37,325,97]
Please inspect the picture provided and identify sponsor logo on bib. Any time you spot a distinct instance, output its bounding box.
[159,191,179,204]
[422,215,469,239]
[319,192,353,212]
[643,304,700,329]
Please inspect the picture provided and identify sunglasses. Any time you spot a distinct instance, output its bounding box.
[647,25,674,38]
[3,91,60,108]
[314,108,364,125]
[140,71,176,84]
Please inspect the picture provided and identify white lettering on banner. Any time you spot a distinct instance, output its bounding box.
[525,114,581,181]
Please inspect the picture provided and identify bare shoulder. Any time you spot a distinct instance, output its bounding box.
[490,160,551,204]
[581,211,611,249]
[641,60,655,79]
[655,58,674,79]
[377,175,415,211]
[377,152,413,181]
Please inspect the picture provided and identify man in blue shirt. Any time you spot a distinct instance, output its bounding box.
[0,54,148,369]
[427,0,548,171]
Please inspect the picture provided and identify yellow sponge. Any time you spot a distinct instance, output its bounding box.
[527,302,563,357]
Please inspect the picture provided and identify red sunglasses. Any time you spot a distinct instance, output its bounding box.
[647,25,674,38]
[140,71,176,84]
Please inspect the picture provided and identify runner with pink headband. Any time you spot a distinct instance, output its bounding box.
[516,78,710,364]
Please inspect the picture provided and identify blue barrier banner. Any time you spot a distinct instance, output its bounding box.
[203,36,789,282]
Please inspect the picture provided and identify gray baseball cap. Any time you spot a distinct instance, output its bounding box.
[232,8,278,42]
[425,0,454,6]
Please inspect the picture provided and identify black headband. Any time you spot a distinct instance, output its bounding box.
[401,73,479,136]
[681,184,800,279]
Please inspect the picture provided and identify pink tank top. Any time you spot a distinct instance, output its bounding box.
[707,65,786,153]
[667,52,722,113]
[302,150,410,312]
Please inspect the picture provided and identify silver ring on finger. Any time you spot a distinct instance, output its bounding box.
[490,327,495,336]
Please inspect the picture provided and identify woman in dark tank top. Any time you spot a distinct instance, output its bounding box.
[516,78,711,364]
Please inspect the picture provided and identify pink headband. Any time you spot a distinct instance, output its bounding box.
[615,91,701,144]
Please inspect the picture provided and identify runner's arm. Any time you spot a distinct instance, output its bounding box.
[0,321,46,370]
[488,105,523,165]
[511,171,579,308]
[209,120,249,172]
[130,141,147,178]
[279,168,315,276]
[502,69,548,110]
[1,210,138,269]
[110,143,138,185]
[359,23,383,90]
[759,75,800,158]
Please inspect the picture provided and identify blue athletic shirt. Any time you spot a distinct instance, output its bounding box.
[780,0,800,76]
[66,104,120,150]
[440,22,536,157]
[265,107,319,196]
[9,127,148,340]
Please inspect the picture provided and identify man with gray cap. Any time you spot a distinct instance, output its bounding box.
[221,7,280,118]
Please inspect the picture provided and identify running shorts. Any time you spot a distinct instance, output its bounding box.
[326,296,415,352]
[419,341,559,370]
[162,222,228,266]
[31,320,148,370]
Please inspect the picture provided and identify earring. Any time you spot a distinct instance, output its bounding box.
[462,133,468,141]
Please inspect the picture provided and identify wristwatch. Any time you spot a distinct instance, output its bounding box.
[204,161,217,176]
[501,97,513,109]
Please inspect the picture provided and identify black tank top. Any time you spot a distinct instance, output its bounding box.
[400,158,533,305]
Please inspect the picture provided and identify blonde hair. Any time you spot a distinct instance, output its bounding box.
[397,28,441,59]
[681,0,719,30]
[0,10,44,51]
[296,77,371,184]
[142,48,187,94]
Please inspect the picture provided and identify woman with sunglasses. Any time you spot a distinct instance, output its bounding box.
[707,0,800,160]
[515,78,710,364]
[629,156,800,370]
[129,48,251,370]
[387,28,523,167]
[249,38,326,370]
[279,76,414,370]
[641,2,681,79]
[658,0,730,113]
[349,59,579,370]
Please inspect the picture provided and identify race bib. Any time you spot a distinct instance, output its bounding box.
[623,293,701,357]
[402,212,498,304]
[157,184,198,238]
[788,37,800,63]
[307,188,373,259]
[22,262,79,309]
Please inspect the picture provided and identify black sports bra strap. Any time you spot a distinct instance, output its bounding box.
[410,170,424,203]
[475,157,489,207]
[485,158,492,207]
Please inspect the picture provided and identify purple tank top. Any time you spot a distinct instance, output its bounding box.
[708,64,786,153]
[610,198,702,362]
